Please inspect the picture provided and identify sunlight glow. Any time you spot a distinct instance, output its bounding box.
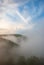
[0,19,9,29]
[0,0,34,34]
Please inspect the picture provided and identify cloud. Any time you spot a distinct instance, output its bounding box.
[0,0,35,34]
[15,17,44,57]
[1,0,44,34]
[0,0,44,58]
[8,0,30,6]
[0,15,34,34]
[31,0,44,18]
[0,16,24,34]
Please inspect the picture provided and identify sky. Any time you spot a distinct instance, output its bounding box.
[0,0,44,57]
[0,0,44,34]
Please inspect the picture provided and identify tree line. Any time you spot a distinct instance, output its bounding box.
[2,56,44,65]
[15,56,44,65]
[0,34,44,65]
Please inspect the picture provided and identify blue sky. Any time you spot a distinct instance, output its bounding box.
[0,0,44,34]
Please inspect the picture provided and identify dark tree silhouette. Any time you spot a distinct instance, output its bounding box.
[17,56,26,65]
[27,56,40,65]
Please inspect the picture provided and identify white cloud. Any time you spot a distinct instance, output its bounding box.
[0,0,35,34]
[0,13,34,34]
[31,1,44,18]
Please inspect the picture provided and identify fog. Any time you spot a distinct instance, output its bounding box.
[0,18,44,64]
[14,18,44,58]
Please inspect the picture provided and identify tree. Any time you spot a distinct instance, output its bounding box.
[27,56,39,65]
[0,34,26,65]
[17,56,26,65]
[39,58,44,65]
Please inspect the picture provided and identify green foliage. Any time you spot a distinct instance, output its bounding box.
[17,56,44,65]
[14,34,27,41]
[0,34,25,38]
[27,56,40,65]
[17,56,26,65]
[13,34,23,37]
[2,38,19,47]
[0,34,26,47]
